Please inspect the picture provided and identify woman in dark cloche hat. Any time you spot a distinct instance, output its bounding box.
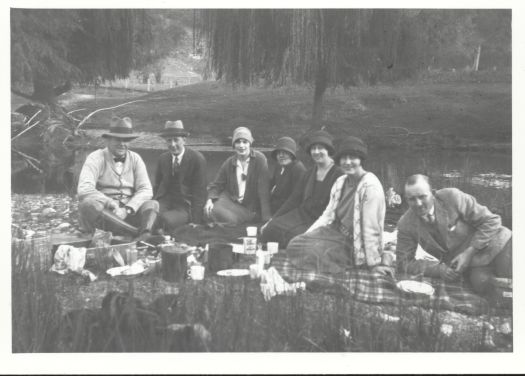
[260,130,344,247]
[268,137,307,214]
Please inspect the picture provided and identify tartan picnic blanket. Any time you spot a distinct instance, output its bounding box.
[174,224,507,317]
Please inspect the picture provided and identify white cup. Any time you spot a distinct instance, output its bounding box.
[267,242,279,254]
[187,265,205,280]
[249,263,263,279]
[246,226,258,237]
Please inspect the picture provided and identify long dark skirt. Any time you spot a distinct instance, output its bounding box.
[260,208,314,248]
[286,224,353,274]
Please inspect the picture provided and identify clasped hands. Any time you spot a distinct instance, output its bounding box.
[106,200,128,220]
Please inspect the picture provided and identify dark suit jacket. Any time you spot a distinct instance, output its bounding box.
[396,188,512,277]
[153,148,207,224]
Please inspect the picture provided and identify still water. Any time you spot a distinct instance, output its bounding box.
[138,146,512,228]
[12,145,512,228]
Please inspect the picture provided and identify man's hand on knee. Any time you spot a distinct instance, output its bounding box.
[439,263,461,282]
[114,207,128,220]
[106,200,118,212]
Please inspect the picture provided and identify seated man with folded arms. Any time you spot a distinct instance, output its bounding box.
[153,120,207,232]
[77,116,159,240]
[396,174,512,302]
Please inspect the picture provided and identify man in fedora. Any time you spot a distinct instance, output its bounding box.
[396,174,512,303]
[153,120,207,232]
[77,116,159,239]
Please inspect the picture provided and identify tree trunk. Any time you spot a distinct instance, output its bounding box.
[311,68,327,128]
[473,44,481,71]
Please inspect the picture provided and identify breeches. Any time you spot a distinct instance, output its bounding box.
[78,197,159,236]
[467,238,512,294]
[158,198,190,232]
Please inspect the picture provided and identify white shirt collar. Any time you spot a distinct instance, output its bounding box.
[172,148,185,164]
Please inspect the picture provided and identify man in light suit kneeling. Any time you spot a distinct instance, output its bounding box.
[395,174,511,302]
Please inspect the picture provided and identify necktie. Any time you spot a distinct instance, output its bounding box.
[424,213,435,224]
[114,156,125,163]
[172,156,180,175]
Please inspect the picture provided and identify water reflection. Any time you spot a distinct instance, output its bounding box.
[11,145,512,228]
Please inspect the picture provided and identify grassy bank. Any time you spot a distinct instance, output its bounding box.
[66,71,511,150]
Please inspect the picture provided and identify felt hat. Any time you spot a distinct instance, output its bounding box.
[102,116,140,140]
[304,130,335,156]
[232,127,254,146]
[334,136,368,162]
[271,136,298,160]
[160,120,190,138]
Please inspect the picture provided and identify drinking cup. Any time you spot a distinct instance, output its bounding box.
[267,242,279,254]
[246,226,258,237]
[187,265,205,280]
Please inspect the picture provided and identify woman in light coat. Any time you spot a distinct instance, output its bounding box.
[286,136,393,276]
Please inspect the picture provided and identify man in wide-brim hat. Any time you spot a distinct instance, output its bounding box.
[153,120,207,232]
[77,116,159,239]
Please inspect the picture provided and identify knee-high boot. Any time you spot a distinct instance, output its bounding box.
[137,209,158,239]
[97,209,140,237]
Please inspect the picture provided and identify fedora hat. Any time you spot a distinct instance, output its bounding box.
[160,120,190,138]
[102,116,140,140]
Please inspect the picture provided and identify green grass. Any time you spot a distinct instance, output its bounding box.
[12,242,511,353]
[66,71,511,148]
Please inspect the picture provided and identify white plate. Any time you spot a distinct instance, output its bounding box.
[396,280,435,296]
[217,269,250,277]
[106,264,146,277]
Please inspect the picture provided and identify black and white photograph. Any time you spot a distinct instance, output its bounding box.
[5,1,524,374]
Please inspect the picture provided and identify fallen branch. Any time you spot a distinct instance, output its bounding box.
[67,108,87,115]
[11,120,42,141]
[24,109,42,127]
[12,148,43,173]
[76,100,147,129]
[372,125,434,136]
[12,148,40,163]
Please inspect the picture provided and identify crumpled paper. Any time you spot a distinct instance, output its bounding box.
[259,267,306,301]
[50,244,97,281]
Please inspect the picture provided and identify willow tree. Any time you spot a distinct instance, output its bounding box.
[11,9,161,191]
[200,9,406,126]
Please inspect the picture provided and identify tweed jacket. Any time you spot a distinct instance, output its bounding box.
[207,149,271,221]
[77,148,153,213]
[270,159,307,214]
[308,172,386,267]
[153,148,207,224]
[396,187,512,277]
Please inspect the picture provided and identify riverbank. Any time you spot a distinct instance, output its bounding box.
[61,72,511,152]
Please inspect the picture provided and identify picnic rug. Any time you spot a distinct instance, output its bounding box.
[173,224,510,317]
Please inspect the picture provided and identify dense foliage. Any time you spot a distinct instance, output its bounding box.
[199,9,511,123]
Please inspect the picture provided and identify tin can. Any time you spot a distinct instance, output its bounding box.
[243,236,257,255]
